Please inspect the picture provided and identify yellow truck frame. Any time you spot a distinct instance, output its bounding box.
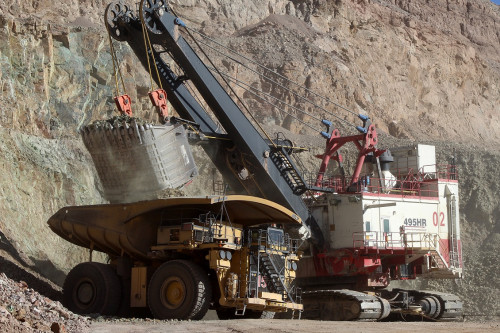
[48,195,303,319]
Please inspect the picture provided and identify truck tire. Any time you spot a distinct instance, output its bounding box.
[63,262,121,315]
[147,260,211,320]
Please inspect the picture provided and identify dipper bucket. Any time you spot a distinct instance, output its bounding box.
[81,116,197,203]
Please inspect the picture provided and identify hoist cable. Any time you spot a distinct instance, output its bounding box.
[139,7,164,91]
[208,66,323,132]
[106,25,126,96]
[195,37,354,128]
[180,24,277,148]
[107,30,120,96]
[186,26,361,119]
[140,18,155,91]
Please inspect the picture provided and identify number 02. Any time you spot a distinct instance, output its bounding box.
[433,212,445,227]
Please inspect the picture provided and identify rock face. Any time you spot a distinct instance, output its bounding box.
[0,0,498,320]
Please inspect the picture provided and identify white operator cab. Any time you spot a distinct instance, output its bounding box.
[311,144,463,279]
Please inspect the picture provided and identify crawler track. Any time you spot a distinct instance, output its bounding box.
[393,289,463,321]
[302,289,390,321]
[301,288,463,322]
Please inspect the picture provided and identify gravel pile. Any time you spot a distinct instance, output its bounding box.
[0,273,90,333]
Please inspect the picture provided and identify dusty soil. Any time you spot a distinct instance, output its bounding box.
[90,319,500,333]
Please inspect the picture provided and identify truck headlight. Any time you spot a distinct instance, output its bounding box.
[219,250,226,259]
[219,250,232,260]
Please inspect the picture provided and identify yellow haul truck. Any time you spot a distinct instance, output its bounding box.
[48,196,303,319]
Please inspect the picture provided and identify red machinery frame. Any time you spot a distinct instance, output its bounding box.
[315,122,385,189]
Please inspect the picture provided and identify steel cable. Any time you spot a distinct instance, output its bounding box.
[211,68,321,133]
[207,66,322,133]
[195,37,354,129]
[186,26,362,121]
[179,24,278,147]
[106,25,126,96]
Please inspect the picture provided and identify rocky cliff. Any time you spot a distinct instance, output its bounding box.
[0,0,499,319]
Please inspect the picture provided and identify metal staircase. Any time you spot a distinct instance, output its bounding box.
[259,253,286,294]
[247,229,299,303]
[398,231,462,279]
[422,243,462,279]
[429,250,448,270]
[419,190,462,279]
[270,147,307,195]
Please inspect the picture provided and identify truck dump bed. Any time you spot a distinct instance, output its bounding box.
[47,195,302,260]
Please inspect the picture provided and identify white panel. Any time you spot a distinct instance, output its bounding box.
[318,179,460,252]
[330,195,364,248]
[390,144,436,174]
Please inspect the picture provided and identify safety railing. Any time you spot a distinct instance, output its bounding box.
[302,171,347,193]
[353,231,462,273]
[421,164,459,181]
[243,228,300,303]
[449,249,460,269]
[352,231,441,251]
[304,164,458,197]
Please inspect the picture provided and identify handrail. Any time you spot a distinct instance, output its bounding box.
[352,231,442,251]
[244,228,300,303]
[352,231,461,271]
[306,163,458,196]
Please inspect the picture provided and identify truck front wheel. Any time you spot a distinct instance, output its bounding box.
[147,260,211,320]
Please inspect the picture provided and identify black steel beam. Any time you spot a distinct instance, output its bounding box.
[112,7,323,245]
[152,12,312,216]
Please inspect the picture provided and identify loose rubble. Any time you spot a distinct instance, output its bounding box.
[0,273,90,333]
[85,114,153,131]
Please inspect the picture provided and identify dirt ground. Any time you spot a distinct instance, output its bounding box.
[91,319,500,333]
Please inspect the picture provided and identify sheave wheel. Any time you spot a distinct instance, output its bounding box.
[63,262,121,315]
[147,260,211,320]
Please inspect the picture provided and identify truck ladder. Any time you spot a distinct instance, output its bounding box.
[448,195,460,268]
